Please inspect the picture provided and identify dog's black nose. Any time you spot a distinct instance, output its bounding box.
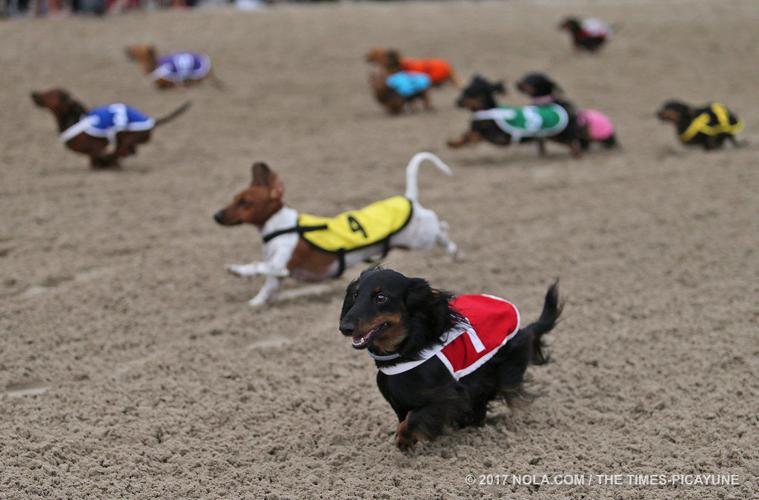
[213,211,225,224]
[339,320,356,336]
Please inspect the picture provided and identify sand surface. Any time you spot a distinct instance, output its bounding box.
[1,0,758,497]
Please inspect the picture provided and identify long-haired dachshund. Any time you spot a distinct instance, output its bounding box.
[366,47,461,89]
[369,69,433,115]
[126,44,224,90]
[448,75,582,157]
[516,72,618,151]
[213,153,458,306]
[31,88,190,168]
[657,100,744,150]
[559,17,611,52]
[339,268,562,450]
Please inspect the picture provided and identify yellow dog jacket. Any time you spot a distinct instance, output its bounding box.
[263,196,413,275]
[679,103,744,143]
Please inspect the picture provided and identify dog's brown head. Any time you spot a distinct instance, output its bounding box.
[339,268,458,360]
[213,162,285,227]
[31,88,87,129]
[366,48,403,71]
[125,44,157,63]
[31,88,76,112]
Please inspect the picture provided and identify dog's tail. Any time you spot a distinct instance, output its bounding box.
[208,71,226,91]
[404,152,453,202]
[154,101,192,127]
[521,280,563,366]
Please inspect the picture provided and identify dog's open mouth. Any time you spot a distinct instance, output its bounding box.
[351,322,391,349]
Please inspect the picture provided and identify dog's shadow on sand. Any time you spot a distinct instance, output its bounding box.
[389,411,515,456]
[454,151,580,169]
[37,163,154,177]
[655,140,754,161]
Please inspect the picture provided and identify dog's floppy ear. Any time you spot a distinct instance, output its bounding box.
[340,277,360,320]
[493,81,507,95]
[405,277,456,338]
[404,277,435,311]
[385,49,401,67]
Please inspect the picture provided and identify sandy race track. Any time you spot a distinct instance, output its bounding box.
[1,0,758,497]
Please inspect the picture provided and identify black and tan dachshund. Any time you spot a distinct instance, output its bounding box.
[448,75,582,157]
[559,17,611,52]
[516,72,619,151]
[339,268,562,451]
[657,100,744,151]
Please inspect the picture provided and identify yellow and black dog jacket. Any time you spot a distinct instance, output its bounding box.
[679,103,743,144]
[263,196,413,276]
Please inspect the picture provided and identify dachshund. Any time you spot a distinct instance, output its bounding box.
[31,88,190,168]
[516,72,618,151]
[448,75,582,157]
[559,17,611,52]
[126,44,224,90]
[369,69,433,115]
[657,100,744,150]
[339,268,562,451]
[213,153,458,306]
[366,47,461,88]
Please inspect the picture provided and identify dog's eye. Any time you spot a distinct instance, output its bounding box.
[352,290,359,300]
[375,293,388,304]
[238,199,251,206]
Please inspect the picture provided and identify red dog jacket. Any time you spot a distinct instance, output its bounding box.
[378,294,521,379]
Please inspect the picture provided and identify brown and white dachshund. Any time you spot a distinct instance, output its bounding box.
[213,153,458,306]
[31,88,190,168]
[126,44,224,90]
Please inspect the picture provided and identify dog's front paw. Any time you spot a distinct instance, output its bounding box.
[248,297,267,307]
[226,263,257,277]
[395,429,418,451]
[394,417,425,451]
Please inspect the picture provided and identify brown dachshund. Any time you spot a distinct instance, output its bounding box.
[126,44,224,90]
[31,88,190,168]
[368,69,433,115]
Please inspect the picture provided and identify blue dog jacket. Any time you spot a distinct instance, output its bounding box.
[386,71,431,97]
[150,52,211,83]
[59,104,155,144]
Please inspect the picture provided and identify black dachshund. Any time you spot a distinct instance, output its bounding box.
[339,268,562,451]
[657,100,744,150]
[448,75,582,157]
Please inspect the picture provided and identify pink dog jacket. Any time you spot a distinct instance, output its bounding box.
[578,109,615,141]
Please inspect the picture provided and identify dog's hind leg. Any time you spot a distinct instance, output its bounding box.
[436,220,460,260]
[536,139,547,156]
[248,275,281,307]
